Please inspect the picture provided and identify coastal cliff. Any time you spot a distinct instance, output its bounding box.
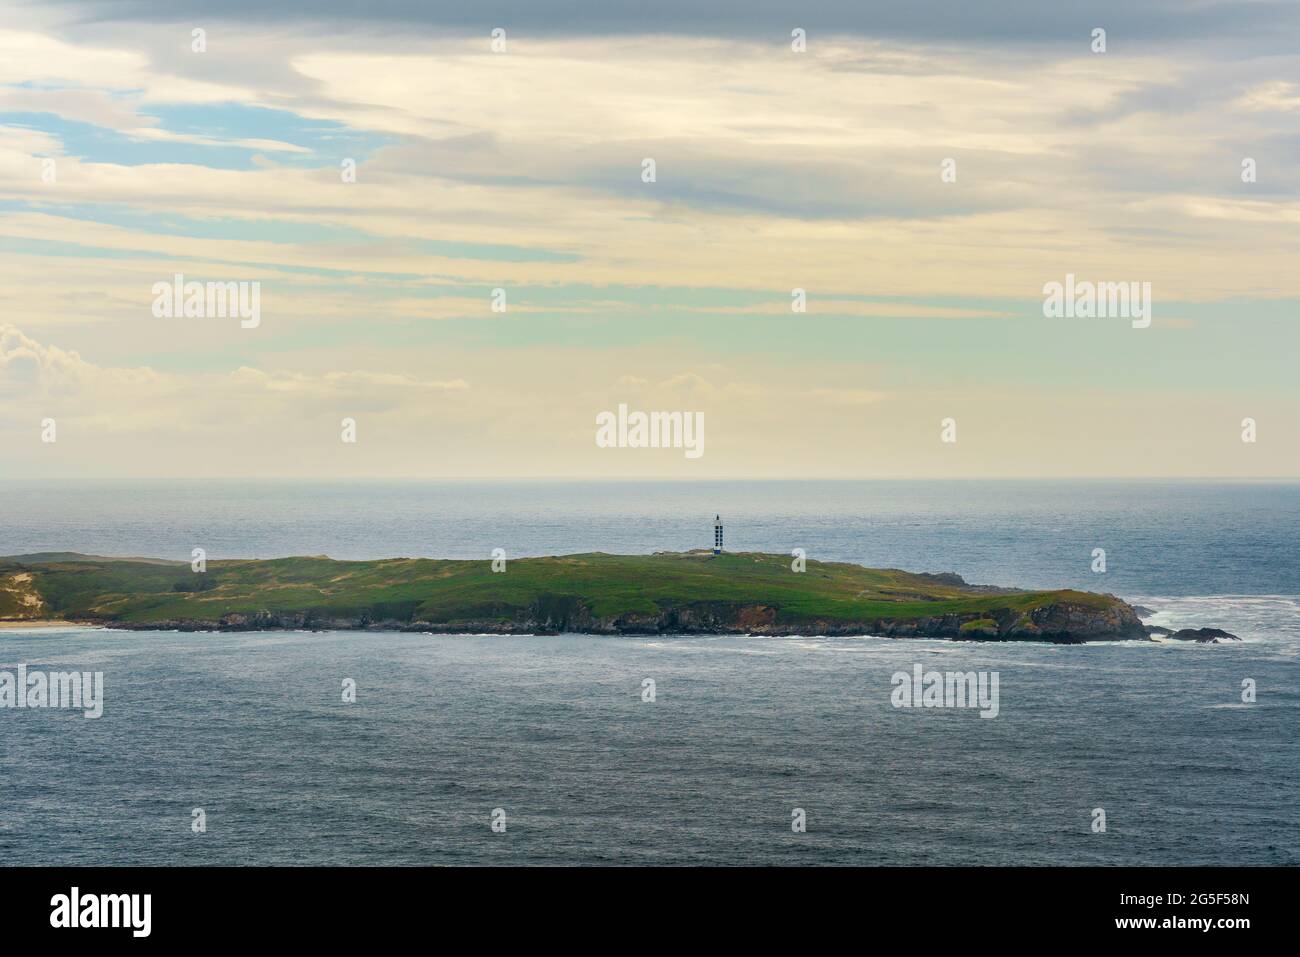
[1,550,1152,642]
[132,595,1144,641]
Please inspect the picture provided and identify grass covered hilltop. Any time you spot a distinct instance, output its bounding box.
[0,551,1148,642]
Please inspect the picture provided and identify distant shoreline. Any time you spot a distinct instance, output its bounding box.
[2,550,1160,643]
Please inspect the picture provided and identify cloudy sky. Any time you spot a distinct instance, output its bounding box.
[1,0,1298,478]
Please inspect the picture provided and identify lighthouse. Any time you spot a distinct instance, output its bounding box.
[713,515,723,555]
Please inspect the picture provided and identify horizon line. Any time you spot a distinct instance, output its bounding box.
[1,475,1298,484]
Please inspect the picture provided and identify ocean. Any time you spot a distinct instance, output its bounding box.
[1,479,1297,865]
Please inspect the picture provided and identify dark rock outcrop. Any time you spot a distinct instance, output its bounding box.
[1168,627,1241,644]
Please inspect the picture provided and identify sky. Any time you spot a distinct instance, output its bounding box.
[1,0,1298,478]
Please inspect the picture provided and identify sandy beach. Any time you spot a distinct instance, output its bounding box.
[0,620,93,630]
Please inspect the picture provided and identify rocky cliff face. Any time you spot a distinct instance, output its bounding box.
[112,594,1150,642]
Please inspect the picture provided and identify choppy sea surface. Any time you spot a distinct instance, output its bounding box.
[1,480,1297,865]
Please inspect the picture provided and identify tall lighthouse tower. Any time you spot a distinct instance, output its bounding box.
[713,515,723,555]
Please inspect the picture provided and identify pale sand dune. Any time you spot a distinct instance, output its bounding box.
[0,620,94,630]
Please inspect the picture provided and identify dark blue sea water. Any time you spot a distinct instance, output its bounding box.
[1,480,1297,865]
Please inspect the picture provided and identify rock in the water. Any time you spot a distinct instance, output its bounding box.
[1169,627,1241,643]
[1145,625,1173,636]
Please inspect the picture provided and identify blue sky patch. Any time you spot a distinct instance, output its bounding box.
[0,101,389,170]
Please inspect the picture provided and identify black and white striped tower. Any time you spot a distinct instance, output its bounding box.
[713,514,723,555]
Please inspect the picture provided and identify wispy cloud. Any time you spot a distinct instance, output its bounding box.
[0,3,1297,477]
